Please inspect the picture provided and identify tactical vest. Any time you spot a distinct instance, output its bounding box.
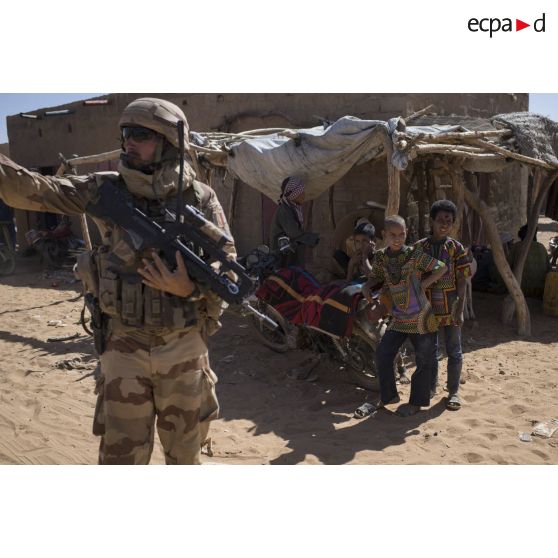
[76,173,209,330]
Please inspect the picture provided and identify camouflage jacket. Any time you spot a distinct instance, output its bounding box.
[0,153,236,335]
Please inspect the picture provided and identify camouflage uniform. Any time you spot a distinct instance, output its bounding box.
[0,98,235,464]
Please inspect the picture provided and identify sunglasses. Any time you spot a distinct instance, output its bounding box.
[121,126,159,142]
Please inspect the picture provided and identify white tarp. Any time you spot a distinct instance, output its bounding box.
[226,115,486,202]
[227,116,392,202]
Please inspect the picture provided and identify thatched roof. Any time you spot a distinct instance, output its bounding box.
[492,112,558,167]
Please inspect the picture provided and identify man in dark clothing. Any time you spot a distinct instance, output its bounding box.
[270,176,313,267]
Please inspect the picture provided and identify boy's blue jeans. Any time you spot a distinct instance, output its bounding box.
[431,325,463,395]
[376,330,437,407]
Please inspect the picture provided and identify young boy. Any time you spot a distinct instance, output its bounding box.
[362,215,446,417]
[346,221,376,281]
[415,200,472,411]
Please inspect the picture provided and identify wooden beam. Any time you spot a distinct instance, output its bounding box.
[328,184,336,229]
[228,179,238,231]
[409,129,512,142]
[462,179,531,336]
[425,160,437,210]
[468,138,557,170]
[66,149,120,168]
[413,144,499,157]
[383,141,400,216]
[56,158,92,250]
[416,162,428,238]
[449,166,465,241]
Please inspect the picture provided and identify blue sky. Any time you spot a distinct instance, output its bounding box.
[1,93,558,144]
[0,94,103,143]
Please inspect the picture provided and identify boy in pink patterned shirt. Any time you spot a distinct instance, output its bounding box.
[416,200,472,411]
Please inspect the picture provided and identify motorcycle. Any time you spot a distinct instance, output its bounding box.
[239,235,407,392]
[25,217,83,268]
[0,220,16,276]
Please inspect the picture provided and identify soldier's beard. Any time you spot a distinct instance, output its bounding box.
[121,151,159,175]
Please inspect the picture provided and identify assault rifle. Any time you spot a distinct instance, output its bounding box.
[86,179,277,329]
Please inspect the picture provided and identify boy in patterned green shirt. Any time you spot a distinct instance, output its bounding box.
[362,215,446,417]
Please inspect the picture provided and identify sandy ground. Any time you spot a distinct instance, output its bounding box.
[0,223,557,465]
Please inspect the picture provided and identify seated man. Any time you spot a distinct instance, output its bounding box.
[333,217,376,277]
[270,176,317,268]
[346,222,376,282]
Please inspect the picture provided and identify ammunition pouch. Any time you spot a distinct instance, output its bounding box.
[198,293,227,337]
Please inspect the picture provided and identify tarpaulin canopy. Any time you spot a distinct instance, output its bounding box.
[218,113,558,202]
[225,116,498,202]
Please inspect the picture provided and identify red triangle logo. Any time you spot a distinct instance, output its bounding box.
[516,19,530,31]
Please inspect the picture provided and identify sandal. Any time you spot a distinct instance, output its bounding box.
[353,402,378,419]
[445,394,462,411]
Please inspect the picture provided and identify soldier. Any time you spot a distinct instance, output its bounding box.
[0,98,236,464]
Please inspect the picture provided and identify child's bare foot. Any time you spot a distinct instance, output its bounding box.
[395,403,421,417]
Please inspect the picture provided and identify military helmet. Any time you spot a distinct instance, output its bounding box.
[118,97,189,148]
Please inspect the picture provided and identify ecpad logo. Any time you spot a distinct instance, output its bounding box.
[468,13,546,37]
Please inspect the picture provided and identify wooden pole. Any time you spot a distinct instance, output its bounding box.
[462,180,531,336]
[462,172,478,246]
[416,162,428,238]
[405,104,434,121]
[328,184,336,229]
[425,160,437,210]
[228,179,238,231]
[449,166,465,241]
[384,142,401,216]
[468,138,558,170]
[55,159,92,250]
[66,149,120,167]
[501,169,558,324]
[409,129,512,142]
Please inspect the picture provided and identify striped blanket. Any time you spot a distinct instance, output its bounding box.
[255,267,363,338]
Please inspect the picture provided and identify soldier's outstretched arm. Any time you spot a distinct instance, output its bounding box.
[0,154,96,215]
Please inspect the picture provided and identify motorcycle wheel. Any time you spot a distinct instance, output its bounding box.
[249,302,291,353]
[343,333,380,391]
[0,247,16,276]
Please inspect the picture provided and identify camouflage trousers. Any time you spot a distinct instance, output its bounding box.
[93,323,219,465]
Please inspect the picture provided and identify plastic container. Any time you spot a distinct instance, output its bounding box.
[543,272,558,318]
[532,419,558,438]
